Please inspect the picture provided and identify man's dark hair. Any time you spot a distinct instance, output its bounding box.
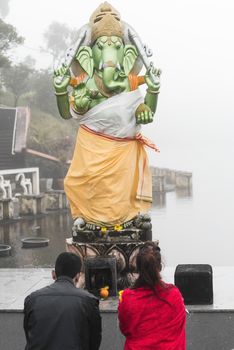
[55,252,82,278]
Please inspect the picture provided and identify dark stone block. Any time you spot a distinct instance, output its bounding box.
[174,264,213,305]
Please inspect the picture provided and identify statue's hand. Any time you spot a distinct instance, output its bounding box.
[73,83,96,113]
[145,66,161,92]
[135,103,154,124]
[53,64,71,93]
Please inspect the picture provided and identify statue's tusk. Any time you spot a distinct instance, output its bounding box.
[116,62,121,71]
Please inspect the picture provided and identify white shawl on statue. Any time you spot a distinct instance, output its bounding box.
[70,89,143,138]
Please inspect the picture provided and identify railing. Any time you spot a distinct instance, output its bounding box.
[0,167,40,199]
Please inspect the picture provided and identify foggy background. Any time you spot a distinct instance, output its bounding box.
[1,0,234,266]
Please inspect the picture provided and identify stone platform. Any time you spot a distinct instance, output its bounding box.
[1,267,234,349]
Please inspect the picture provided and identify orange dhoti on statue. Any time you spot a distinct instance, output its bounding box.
[64,125,152,225]
[65,90,159,226]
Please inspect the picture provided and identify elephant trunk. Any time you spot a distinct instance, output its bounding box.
[102,65,126,92]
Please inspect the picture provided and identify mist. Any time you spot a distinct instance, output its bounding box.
[1,0,234,265]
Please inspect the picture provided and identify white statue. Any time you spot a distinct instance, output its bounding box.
[15,173,33,195]
[0,175,12,199]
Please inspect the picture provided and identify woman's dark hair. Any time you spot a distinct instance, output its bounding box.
[55,252,82,279]
[133,241,162,292]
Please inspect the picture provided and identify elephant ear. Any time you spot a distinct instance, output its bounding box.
[75,46,94,78]
[123,45,138,75]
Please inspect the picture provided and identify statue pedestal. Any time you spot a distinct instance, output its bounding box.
[17,195,44,216]
[0,198,20,220]
[66,225,158,290]
[66,237,146,289]
[0,199,11,220]
[44,190,68,210]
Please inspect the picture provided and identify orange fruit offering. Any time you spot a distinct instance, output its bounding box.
[100,286,109,299]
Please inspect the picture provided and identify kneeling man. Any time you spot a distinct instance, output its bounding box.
[24,252,102,350]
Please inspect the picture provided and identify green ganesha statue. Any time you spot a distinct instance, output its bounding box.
[53,2,161,233]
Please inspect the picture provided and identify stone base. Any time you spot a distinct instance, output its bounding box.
[66,237,159,290]
[17,195,44,215]
[0,199,11,220]
[68,214,155,289]
[0,198,20,220]
[44,190,69,210]
[73,228,152,243]
[72,213,153,243]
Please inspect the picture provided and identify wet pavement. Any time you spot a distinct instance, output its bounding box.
[1,267,234,312]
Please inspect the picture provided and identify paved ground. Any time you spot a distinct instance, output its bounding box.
[1,267,234,312]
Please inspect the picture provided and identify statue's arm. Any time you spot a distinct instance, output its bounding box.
[144,67,161,113]
[53,65,72,119]
[135,67,161,125]
[55,91,72,119]
[144,88,160,115]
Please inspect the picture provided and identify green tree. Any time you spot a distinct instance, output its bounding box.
[0,18,24,68]
[30,68,58,116]
[1,63,33,106]
[27,109,76,179]
[43,21,77,65]
[23,55,36,70]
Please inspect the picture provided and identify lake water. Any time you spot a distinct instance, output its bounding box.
[153,169,234,266]
[0,212,73,268]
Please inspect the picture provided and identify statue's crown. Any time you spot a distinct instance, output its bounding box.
[90,2,123,44]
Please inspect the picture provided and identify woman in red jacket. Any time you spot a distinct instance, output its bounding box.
[118,242,186,350]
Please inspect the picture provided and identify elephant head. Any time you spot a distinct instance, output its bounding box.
[75,35,138,92]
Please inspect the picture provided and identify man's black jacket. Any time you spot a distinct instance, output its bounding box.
[24,276,102,350]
